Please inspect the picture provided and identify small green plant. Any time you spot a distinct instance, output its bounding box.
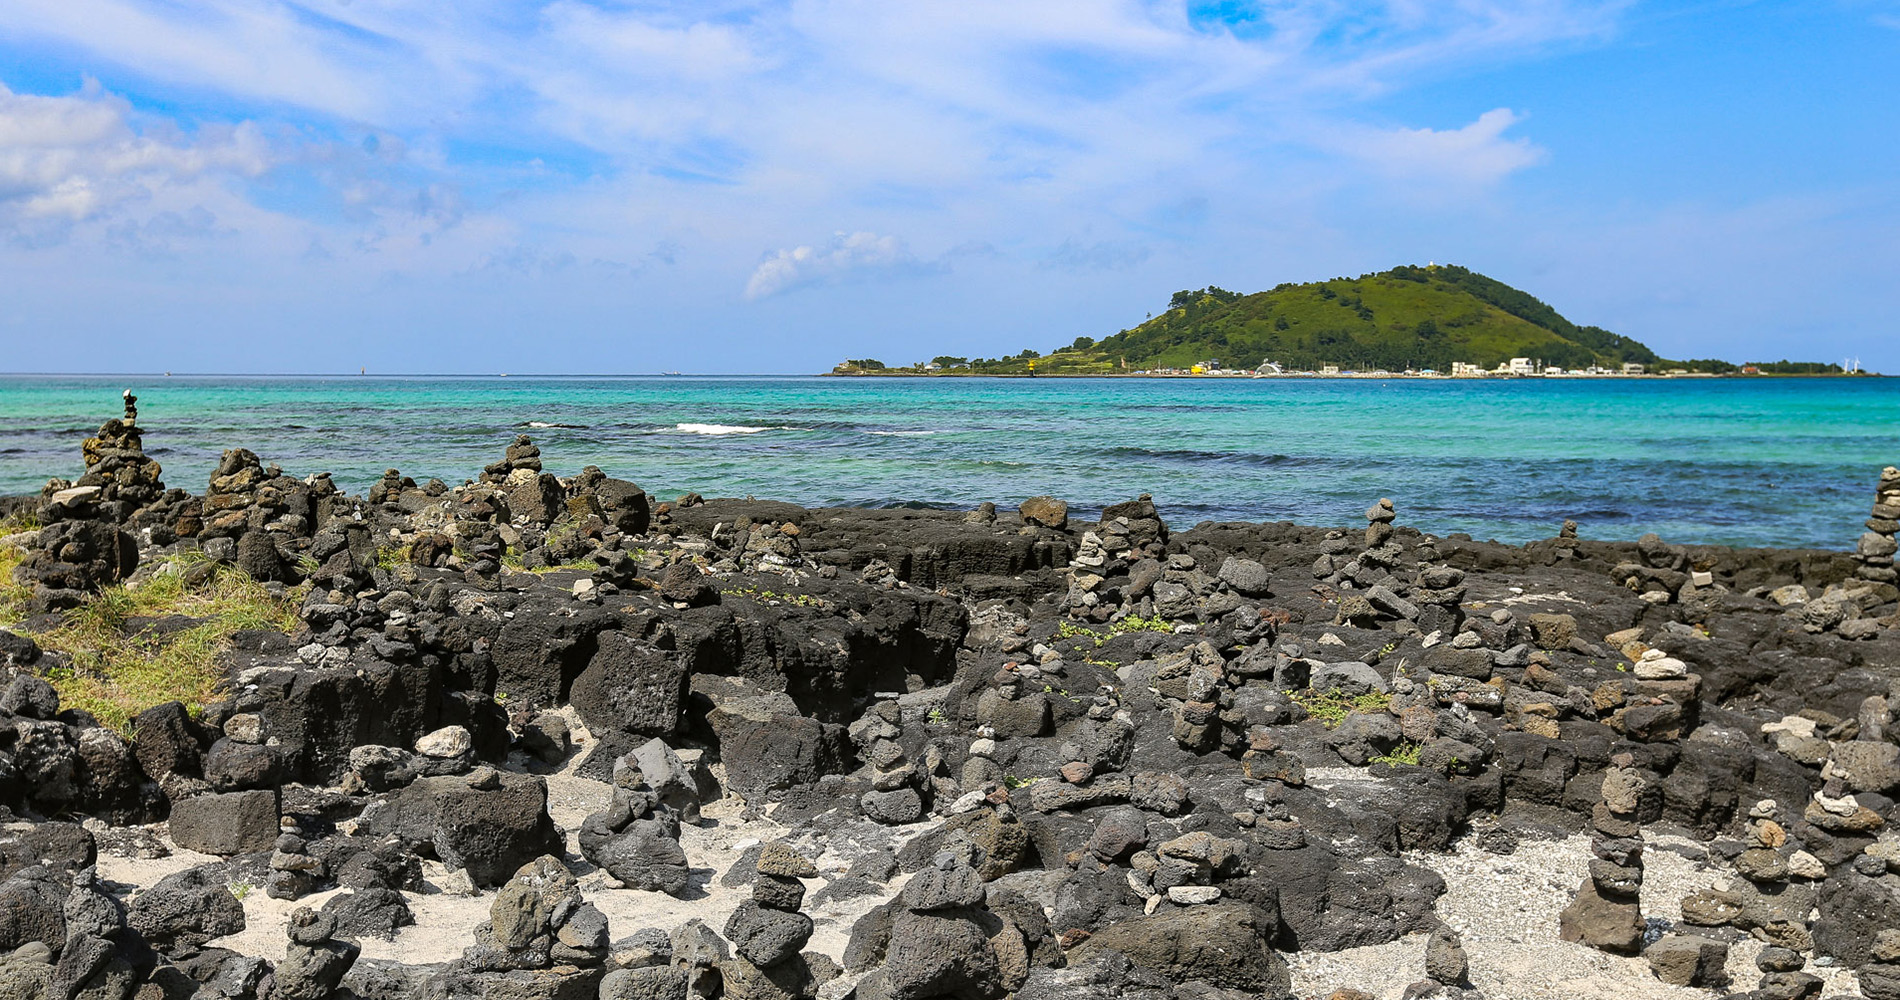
[1002,773,1041,789]
[1110,614,1174,635]
[721,586,828,608]
[229,881,253,901]
[374,543,412,571]
[1287,687,1392,730]
[926,707,945,724]
[1369,740,1422,767]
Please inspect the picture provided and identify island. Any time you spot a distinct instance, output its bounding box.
[828,264,1863,377]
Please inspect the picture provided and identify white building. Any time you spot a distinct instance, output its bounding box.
[1450,362,1486,378]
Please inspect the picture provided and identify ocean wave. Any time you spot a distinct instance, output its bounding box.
[675,423,779,436]
[865,430,938,437]
[520,421,589,429]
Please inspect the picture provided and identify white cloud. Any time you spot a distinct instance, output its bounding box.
[1322,108,1547,185]
[744,231,936,299]
[0,81,275,226]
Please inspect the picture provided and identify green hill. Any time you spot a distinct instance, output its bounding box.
[945,264,1664,374]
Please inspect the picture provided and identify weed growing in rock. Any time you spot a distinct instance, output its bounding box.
[1110,614,1174,635]
[1369,740,1423,766]
[721,586,828,608]
[1287,687,1393,729]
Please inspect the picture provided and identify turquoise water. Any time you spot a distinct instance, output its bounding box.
[0,375,1893,548]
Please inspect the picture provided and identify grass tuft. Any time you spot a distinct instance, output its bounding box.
[1369,740,1423,767]
[1,547,303,731]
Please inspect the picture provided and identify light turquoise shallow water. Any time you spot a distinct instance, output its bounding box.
[0,375,1893,548]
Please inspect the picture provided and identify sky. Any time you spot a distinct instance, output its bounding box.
[0,0,1895,374]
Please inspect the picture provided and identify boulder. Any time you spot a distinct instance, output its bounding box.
[569,632,689,739]
[127,865,246,953]
[1018,497,1068,530]
[707,699,850,803]
[357,771,564,888]
[1644,934,1728,987]
[1065,901,1289,993]
[168,789,279,856]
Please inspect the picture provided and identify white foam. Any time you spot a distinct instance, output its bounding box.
[676,423,775,435]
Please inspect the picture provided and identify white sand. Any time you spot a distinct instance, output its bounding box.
[99,710,914,967]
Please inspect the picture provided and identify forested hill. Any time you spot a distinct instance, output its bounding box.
[947,265,1664,374]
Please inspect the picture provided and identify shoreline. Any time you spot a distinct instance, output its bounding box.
[0,407,1895,1000]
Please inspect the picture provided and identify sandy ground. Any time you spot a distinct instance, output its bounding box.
[91,741,1863,997]
[97,709,912,968]
[1286,768,1862,1000]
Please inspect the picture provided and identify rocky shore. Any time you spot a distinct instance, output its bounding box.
[1,400,1898,1000]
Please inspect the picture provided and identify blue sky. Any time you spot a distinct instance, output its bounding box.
[0,0,1894,373]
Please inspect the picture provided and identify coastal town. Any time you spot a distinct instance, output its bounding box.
[833,356,1867,378]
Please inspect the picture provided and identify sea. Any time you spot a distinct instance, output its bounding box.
[0,374,1893,550]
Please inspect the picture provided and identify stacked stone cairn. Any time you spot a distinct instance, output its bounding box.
[851,851,1023,1000]
[12,400,154,609]
[1402,926,1471,998]
[1858,466,1900,587]
[721,842,822,999]
[1558,755,1647,955]
[482,434,544,482]
[1411,564,1467,637]
[442,855,608,996]
[68,390,169,518]
[1323,498,1405,589]
[1155,641,1229,754]
[275,906,361,1000]
[267,815,326,901]
[853,701,929,826]
[1614,645,1701,743]
[1063,495,1171,621]
[578,750,692,896]
[1610,532,1697,604]
[975,662,1051,743]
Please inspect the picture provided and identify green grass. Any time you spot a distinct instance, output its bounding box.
[1055,613,1176,652]
[1369,740,1423,767]
[0,547,304,731]
[1287,687,1393,729]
